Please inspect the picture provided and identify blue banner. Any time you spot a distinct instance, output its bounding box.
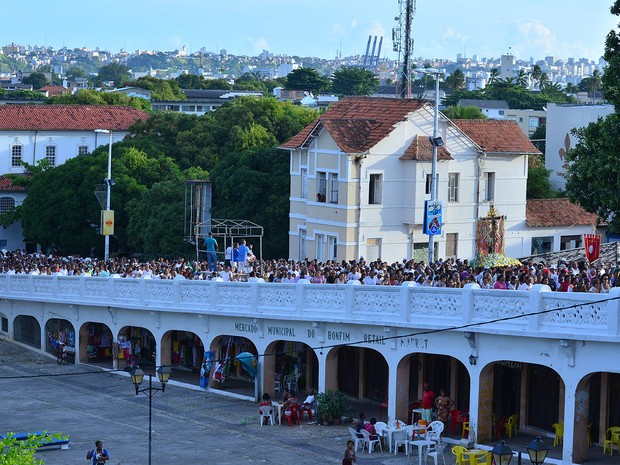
[424,200,442,236]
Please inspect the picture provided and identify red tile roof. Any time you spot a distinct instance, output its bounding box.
[400,135,453,161]
[0,105,149,131]
[451,119,541,154]
[0,175,27,192]
[526,198,600,227]
[38,85,70,96]
[280,97,427,153]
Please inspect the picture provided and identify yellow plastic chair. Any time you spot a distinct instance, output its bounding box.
[552,422,564,447]
[462,421,471,439]
[452,445,467,465]
[604,427,620,455]
[506,414,519,438]
[474,452,493,465]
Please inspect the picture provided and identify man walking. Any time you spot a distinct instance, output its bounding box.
[204,232,218,272]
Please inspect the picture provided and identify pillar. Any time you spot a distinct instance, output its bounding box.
[263,343,276,396]
[358,349,365,399]
[562,381,577,463]
[160,331,172,366]
[572,376,591,463]
[395,357,410,421]
[476,364,493,442]
[323,348,337,391]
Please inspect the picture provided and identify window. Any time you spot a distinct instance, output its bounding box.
[11,145,22,167]
[560,235,582,250]
[317,172,327,202]
[78,145,89,155]
[425,174,432,195]
[445,233,458,258]
[329,172,338,203]
[299,229,307,260]
[366,238,382,261]
[0,197,15,215]
[300,168,308,199]
[448,173,459,202]
[327,236,338,261]
[369,174,382,204]
[531,236,553,255]
[529,117,539,127]
[45,145,56,166]
[485,172,495,201]
[1,316,8,333]
[499,110,505,115]
[315,234,325,261]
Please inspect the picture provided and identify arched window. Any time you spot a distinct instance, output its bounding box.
[0,197,15,215]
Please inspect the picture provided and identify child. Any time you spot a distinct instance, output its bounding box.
[342,439,357,465]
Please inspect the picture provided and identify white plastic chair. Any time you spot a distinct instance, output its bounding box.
[427,421,445,443]
[426,441,448,465]
[259,405,274,426]
[361,429,383,454]
[348,427,365,452]
[393,428,411,455]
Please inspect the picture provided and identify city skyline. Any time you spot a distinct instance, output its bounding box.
[2,1,616,62]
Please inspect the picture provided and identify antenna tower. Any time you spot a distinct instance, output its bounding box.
[393,0,416,98]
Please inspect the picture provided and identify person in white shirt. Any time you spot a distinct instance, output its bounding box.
[219,265,232,282]
[362,269,380,285]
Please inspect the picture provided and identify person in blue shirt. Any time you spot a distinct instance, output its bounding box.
[86,440,109,464]
[204,232,218,271]
[237,240,249,272]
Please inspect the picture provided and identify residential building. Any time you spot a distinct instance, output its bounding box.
[503,108,547,137]
[457,99,509,119]
[151,89,263,115]
[0,175,27,250]
[281,97,550,263]
[545,103,614,190]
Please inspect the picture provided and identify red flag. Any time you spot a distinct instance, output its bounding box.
[584,234,601,262]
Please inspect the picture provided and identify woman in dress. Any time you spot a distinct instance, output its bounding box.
[434,389,455,426]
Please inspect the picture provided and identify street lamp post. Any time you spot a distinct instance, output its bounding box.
[94,129,113,261]
[414,68,444,265]
[131,366,172,465]
[492,436,549,465]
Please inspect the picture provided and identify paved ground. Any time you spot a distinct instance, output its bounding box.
[0,338,451,465]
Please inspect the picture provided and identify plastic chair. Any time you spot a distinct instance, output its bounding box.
[473,452,493,465]
[379,397,388,421]
[427,441,448,465]
[361,429,383,454]
[274,373,282,393]
[506,414,519,438]
[552,422,564,447]
[393,429,410,455]
[462,421,470,439]
[587,422,593,447]
[259,405,274,426]
[603,426,620,455]
[283,404,300,426]
[285,374,299,392]
[299,401,314,421]
[427,420,445,443]
[348,427,365,452]
[452,445,467,465]
[450,410,464,434]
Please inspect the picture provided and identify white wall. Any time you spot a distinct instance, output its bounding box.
[545,103,614,190]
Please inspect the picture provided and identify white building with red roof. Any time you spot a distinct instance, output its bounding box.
[281,97,599,262]
[0,105,149,250]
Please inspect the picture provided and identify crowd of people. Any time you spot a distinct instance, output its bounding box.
[1,249,619,293]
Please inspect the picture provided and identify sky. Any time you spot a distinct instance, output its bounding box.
[3,0,617,62]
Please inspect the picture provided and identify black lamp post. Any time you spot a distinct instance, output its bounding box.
[492,440,514,465]
[492,437,549,465]
[131,366,172,465]
[526,436,550,465]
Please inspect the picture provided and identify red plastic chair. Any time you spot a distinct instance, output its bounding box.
[299,402,314,421]
[379,398,388,421]
[284,404,300,426]
[450,410,464,434]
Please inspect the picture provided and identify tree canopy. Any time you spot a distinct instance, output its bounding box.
[603,1,620,110]
[94,62,132,87]
[46,89,151,111]
[285,68,329,94]
[21,72,48,90]
[330,66,379,97]
[128,76,185,100]
[441,105,486,119]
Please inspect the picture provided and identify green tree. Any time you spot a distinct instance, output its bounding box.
[0,432,66,465]
[488,68,500,85]
[444,69,465,91]
[233,72,268,93]
[66,67,87,79]
[441,105,486,119]
[579,70,602,101]
[527,156,554,199]
[565,114,620,231]
[603,0,620,110]
[285,68,329,94]
[516,69,529,88]
[209,147,290,258]
[46,89,151,111]
[331,66,379,97]
[21,72,48,90]
[128,76,185,100]
[94,62,132,87]
[530,64,542,89]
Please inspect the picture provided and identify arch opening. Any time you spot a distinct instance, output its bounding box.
[118,326,157,370]
[45,318,76,363]
[13,315,41,349]
[207,335,258,397]
[79,322,114,366]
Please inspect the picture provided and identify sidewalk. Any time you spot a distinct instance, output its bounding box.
[0,339,452,465]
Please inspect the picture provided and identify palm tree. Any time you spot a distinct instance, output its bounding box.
[539,72,551,89]
[588,70,602,102]
[488,68,500,85]
[530,65,542,89]
[516,69,529,88]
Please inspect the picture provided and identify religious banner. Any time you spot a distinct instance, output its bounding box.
[475,204,505,257]
[101,210,115,236]
[423,200,443,236]
[584,234,601,262]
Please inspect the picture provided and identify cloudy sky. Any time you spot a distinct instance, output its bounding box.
[3,0,616,62]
